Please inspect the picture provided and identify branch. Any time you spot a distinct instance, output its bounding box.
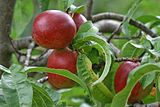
[24,42,35,66]
[106,0,144,42]
[92,12,158,37]
[104,35,140,40]
[86,0,93,20]
[107,22,124,43]
[115,57,141,62]
[30,49,52,66]
[10,36,33,52]
[37,76,48,83]
[94,20,121,33]
[133,102,160,107]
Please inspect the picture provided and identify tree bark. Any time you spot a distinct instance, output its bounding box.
[0,0,16,72]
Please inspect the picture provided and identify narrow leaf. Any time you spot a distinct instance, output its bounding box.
[58,0,75,11]
[73,22,112,85]
[140,72,155,89]
[137,15,160,23]
[121,41,145,57]
[122,0,143,36]
[77,54,113,103]
[32,84,54,107]
[69,5,85,13]
[24,66,90,96]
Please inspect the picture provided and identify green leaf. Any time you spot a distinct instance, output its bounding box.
[103,61,119,94]
[125,0,143,21]
[1,64,33,107]
[150,20,160,29]
[121,41,145,57]
[32,84,54,107]
[0,95,7,107]
[148,50,160,57]
[140,72,155,89]
[122,22,130,36]
[82,44,101,64]
[77,54,93,85]
[69,5,85,13]
[58,0,75,11]
[111,63,160,107]
[24,66,90,97]
[60,87,87,106]
[77,54,113,104]
[137,15,160,23]
[74,21,98,38]
[140,36,152,49]
[143,95,156,104]
[73,22,112,85]
[122,0,143,36]
[42,85,61,103]
[145,35,159,45]
[0,82,7,107]
[145,36,160,58]
[0,65,11,73]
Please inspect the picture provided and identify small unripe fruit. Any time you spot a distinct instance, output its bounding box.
[72,13,87,30]
[114,61,152,103]
[32,10,76,49]
[47,48,78,89]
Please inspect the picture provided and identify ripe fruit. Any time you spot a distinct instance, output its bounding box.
[47,48,78,89]
[114,61,152,103]
[72,13,87,30]
[32,10,76,49]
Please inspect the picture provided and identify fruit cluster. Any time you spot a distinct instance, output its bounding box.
[32,10,86,89]
[32,9,152,104]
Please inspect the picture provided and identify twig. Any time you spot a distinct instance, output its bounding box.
[92,12,158,38]
[133,102,160,107]
[107,22,124,43]
[30,49,52,66]
[8,36,26,56]
[86,0,93,20]
[115,57,141,62]
[10,36,32,53]
[104,35,140,40]
[94,20,121,33]
[37,76,48,83]
[103,0,142,42]
[24,42,35,66]
[36,49,49,61]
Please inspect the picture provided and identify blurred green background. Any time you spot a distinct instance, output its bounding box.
[50,0,160,16]
[11,0,160,38]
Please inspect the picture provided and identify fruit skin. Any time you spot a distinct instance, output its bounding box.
[32,10,76,49]
[72,13,87,30]
[47,48,78,89]
[114,61,153,103]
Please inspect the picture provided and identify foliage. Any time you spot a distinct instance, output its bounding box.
[1,0,160,107]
